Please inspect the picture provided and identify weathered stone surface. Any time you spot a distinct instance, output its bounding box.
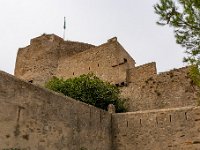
[122,66,198,111]
[15,34,95,85]
[0,71,112,150]
[14,34,198,112]
[112,106,200,150]
[15,34,135,85]
[11,34,200,149]
[2,69,199,150]
[56,40,135,84]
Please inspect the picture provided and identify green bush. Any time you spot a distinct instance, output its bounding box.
[45,73,127,113]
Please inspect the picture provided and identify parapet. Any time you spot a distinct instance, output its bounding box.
[30,33,64,45]
[127,62,157,83]
[107,37,117,43]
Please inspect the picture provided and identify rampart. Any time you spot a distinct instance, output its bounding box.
[122,66,198,111]
[0,71,112,150]
[112,106,200,150]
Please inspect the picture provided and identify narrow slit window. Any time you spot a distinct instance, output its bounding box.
[156,117,158,124]
[185,112,188,120]
[29,80,33,83]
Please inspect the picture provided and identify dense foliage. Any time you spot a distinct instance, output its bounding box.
[45,74,127,113]
[154,0,200,85]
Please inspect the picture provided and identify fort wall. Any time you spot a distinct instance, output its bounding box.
[15,35,60,84]
[15,35,135,85]
[10,34,200,149]
[14,34,199,113]
[58,40,95,60]
[0,71,112,150]
[56,39,135,84]
[15,34,95,85]
[127,62,157,83]
[122,67,198,112]
[1,69,200,150]
[112,106,200,150]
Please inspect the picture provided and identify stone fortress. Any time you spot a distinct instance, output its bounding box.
[0,34,200,149]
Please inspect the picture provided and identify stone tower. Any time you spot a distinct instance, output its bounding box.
[15,34,135,85]
[15,34,95,84]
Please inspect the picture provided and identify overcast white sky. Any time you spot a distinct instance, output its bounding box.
[0,0,186,74]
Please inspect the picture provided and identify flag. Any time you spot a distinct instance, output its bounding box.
[64,17,66,29]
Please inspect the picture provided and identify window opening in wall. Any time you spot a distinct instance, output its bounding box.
[29,80,33,83]
[124,58,127,62]
[98,64,99,67]
[140,119,142,125]
[185,112,188,120]
[89,67,90,70]
[115,83,119,87]
[169,115,172,122]
[156,117,158,124]
[73,72,74,75]
[100,111,102,123]
[121,82,125,86]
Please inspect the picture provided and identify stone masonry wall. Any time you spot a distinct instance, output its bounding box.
[11,34,200,150]
[0,71,112,150]
[15,35,60,84]
[15,35,199,113]
[15,34,95,85]
[56,39,135,84]
[127,62,157,83]
[122,67,199,112]
[112,106,200,150]
[15,35,135,85]
[58,40,96,61]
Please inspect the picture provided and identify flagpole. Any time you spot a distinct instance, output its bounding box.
[63,17,66,40]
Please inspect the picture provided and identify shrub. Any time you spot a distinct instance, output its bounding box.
[45,73,127,113]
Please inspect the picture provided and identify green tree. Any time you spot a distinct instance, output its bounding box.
[154,0,200,85]
[45,74,127,113]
